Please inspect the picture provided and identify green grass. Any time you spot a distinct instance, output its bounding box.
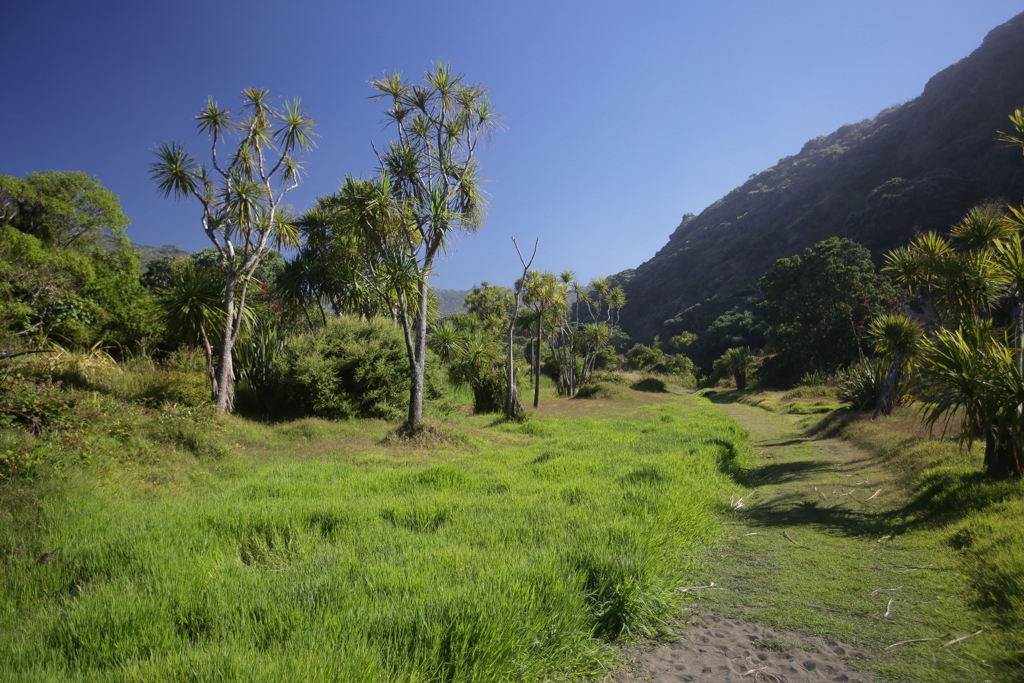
[696,397,1024,682]
[0,375,746,682]
[701,387,845,415]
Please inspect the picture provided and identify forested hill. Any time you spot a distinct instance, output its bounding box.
[615,10,1024,341]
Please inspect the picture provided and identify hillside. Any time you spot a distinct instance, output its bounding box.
[434,288,470,316]
[98,234,187,269]
[616,11,1024,342]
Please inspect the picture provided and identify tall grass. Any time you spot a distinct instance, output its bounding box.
[0,378,744,681]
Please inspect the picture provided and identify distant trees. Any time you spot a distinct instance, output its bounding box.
[150,88,316,411]
[522,270,567,407]
[759,237,893,378]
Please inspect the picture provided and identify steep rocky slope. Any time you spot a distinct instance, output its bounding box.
[617,11,1024,341]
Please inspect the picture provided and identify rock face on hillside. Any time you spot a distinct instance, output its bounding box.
[617,11,1024,341]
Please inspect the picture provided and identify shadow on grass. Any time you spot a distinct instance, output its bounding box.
[702,390,752,405]
[740,495,889,537]
[732,450,1019,538]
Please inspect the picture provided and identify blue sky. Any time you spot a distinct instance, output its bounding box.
[3,1,1022,289]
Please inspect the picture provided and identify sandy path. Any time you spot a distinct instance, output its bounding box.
[614,613,871,682]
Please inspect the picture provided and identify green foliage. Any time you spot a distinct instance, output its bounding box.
[575,381,627,400]
[1,171,130,249]
[699,305,766,368]
[631,377,668,393]
[836,356,912,410]
[445,331,512,414]
[0,223,158,351]
[759,237,893,381]
[233,322,286,401]
[712,347,757,391]
[464,282,514,337]
[667,331,698,353]
[625,343,664,372]
[276,317,447,421]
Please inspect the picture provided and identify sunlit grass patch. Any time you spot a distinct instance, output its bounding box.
[0,390,742,681]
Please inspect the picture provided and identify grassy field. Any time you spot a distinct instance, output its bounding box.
[0,386,746,682]
[694,392,1024,683]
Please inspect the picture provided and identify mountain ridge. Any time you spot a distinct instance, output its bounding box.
[615,11,1024,342]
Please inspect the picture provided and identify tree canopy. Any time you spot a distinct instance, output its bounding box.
[759,237,893,378]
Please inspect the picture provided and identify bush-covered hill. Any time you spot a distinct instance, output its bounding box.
[98,234,187,270]
[616,10,1024,342]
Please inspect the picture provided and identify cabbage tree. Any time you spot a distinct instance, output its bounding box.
[364,64,500,428]
[150,88,315,412]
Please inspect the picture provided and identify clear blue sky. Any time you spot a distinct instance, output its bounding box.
[3,1,1022,289]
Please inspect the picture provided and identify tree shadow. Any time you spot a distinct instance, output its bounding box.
[731,453,1020,539]
[702,390,752,405]
[740,496,889,537]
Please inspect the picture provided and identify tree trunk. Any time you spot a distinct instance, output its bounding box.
[734,370,747,391]
[984,424,1023,479]
[199,323,217,403]
[873,354,902,418]
[505,299,523,419]
[214,278,237,413]
[534,313,542,409]
[405,278,430,427]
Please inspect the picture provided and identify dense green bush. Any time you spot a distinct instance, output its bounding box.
[575,381,625,400]
[625,344,664,372]
[631,377,669,393]
[275,317,449,421]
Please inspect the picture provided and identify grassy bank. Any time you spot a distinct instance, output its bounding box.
[697,393,1024,682]
[0,379,745,681]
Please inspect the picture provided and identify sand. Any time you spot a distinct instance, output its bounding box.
[613,613,873,683]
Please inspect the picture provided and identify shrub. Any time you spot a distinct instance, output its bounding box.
[836,356,915,410]
[631,377,669,393]
[275,317,448,421]
[575,381,625,400]
[625,344,665,372]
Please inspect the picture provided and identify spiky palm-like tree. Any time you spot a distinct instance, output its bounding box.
[994,234,1024,364]
[606,286,626,324]
[869,313,924,417]
[523,270,567,408]
[157,260,225,394]
[920,325,1023,478]
[364,64,501,429]
[713,347,756,391]
[588,277,609,321]
[150,89,316,412]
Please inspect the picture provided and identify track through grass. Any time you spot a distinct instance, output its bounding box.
[692,398,1016,682]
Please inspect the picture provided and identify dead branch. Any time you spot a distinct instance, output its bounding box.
[674,581,720,593]
[885,638,938,649]
[883,598,894,618]
[783,531,807,548]
[866,489,882,501]
[943,630,983,647]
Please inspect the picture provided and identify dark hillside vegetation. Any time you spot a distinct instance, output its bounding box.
[618,10,1024,342]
